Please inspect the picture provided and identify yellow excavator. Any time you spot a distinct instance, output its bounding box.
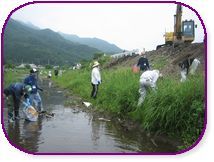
[157,4,197,49]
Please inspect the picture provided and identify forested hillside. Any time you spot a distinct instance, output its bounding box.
[3,19,101,65]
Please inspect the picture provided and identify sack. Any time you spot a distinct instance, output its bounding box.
[132,65,140,73]
[23,106,38,122]
[189,58,200,75]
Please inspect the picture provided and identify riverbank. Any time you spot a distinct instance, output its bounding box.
[3,72,179,153]
[57,86,182,151]
[52,67,204,151]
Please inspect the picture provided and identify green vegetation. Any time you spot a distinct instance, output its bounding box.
[151,56,168,69]
[4,19,101,65]
[45,64,53,69]
[53,66,204,150]
[93,52,105,60]
[25,64,31,69]
[4,19,122,66]
[4,63,16,69]
[4,52,205,151]
[3,69,28,87]
[131,74,204,149]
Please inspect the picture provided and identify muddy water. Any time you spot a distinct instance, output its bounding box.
[3,79,177,153]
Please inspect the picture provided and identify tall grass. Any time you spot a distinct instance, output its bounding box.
[53,67,139,113]
[53,68,205,149]
[3,70,24,87]
[130,74,204,148]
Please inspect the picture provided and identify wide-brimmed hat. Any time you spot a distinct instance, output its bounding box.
[92,61,100,68]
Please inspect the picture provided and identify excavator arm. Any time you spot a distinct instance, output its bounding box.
[174,4,182,40]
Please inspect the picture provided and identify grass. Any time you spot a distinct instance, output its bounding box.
[3,69,27,87]
[151,56,168,69]
[53,67,205,150]
[4,65,204,150]
[131,74,204,138]
[53,67,139,112]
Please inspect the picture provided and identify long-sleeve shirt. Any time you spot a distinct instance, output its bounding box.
[24,74,39,94]
[91,67,101,85]
[4,83,29,101]
[140,70,160,88]
[137,57,150,71]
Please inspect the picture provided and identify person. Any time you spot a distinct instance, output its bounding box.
[48,71,52,78]
[91,61,101,99]
[137,51,150,73]
[4,83,32,121]
[54,69,59,77]
[138,70,162,106]
[24,68,43,112]
[59,70,63,77]
[189,58,200,75]
[179,57,200,82]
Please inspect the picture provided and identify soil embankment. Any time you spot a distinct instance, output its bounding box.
[105,43,205,77]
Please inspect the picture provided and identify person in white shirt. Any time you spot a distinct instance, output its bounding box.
[138,69,162,106]
[48,71,52,78]
[91,61,101,99]
[179,58,200,82]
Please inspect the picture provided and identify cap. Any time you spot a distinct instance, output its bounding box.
[24,85,32,93]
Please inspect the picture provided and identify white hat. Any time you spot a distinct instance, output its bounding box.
[30,68,37,73]
[92,61,100,68]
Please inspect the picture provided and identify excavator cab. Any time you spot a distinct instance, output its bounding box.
[157,5,196,50]
[182,20,195,42]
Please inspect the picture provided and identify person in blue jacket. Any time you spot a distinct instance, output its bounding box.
[4,83,32,121]
[24,68,43,112]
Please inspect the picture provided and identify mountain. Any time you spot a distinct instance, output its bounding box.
[3,19,101,65]
[59,32,123,54]
[21,21,41,30]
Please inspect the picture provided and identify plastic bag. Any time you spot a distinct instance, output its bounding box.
[23,106,38,122]
[189,58,200,75]
[22,99,38,121]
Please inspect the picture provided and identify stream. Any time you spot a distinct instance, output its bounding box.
[3,79,177,153]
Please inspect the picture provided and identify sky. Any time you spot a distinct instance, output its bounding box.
[11,3,205,51]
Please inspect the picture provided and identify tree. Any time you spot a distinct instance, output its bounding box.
[45,64,52,69]
[93,52,104,60]
[4,63,15,69]
[25,64,31,69]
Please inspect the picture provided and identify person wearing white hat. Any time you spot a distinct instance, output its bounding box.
[91,61,101,99]
[138,69,162,106]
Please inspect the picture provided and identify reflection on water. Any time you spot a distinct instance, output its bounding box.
[48,80,52,88]
[3,80,177,153]
[5,119,42,152]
